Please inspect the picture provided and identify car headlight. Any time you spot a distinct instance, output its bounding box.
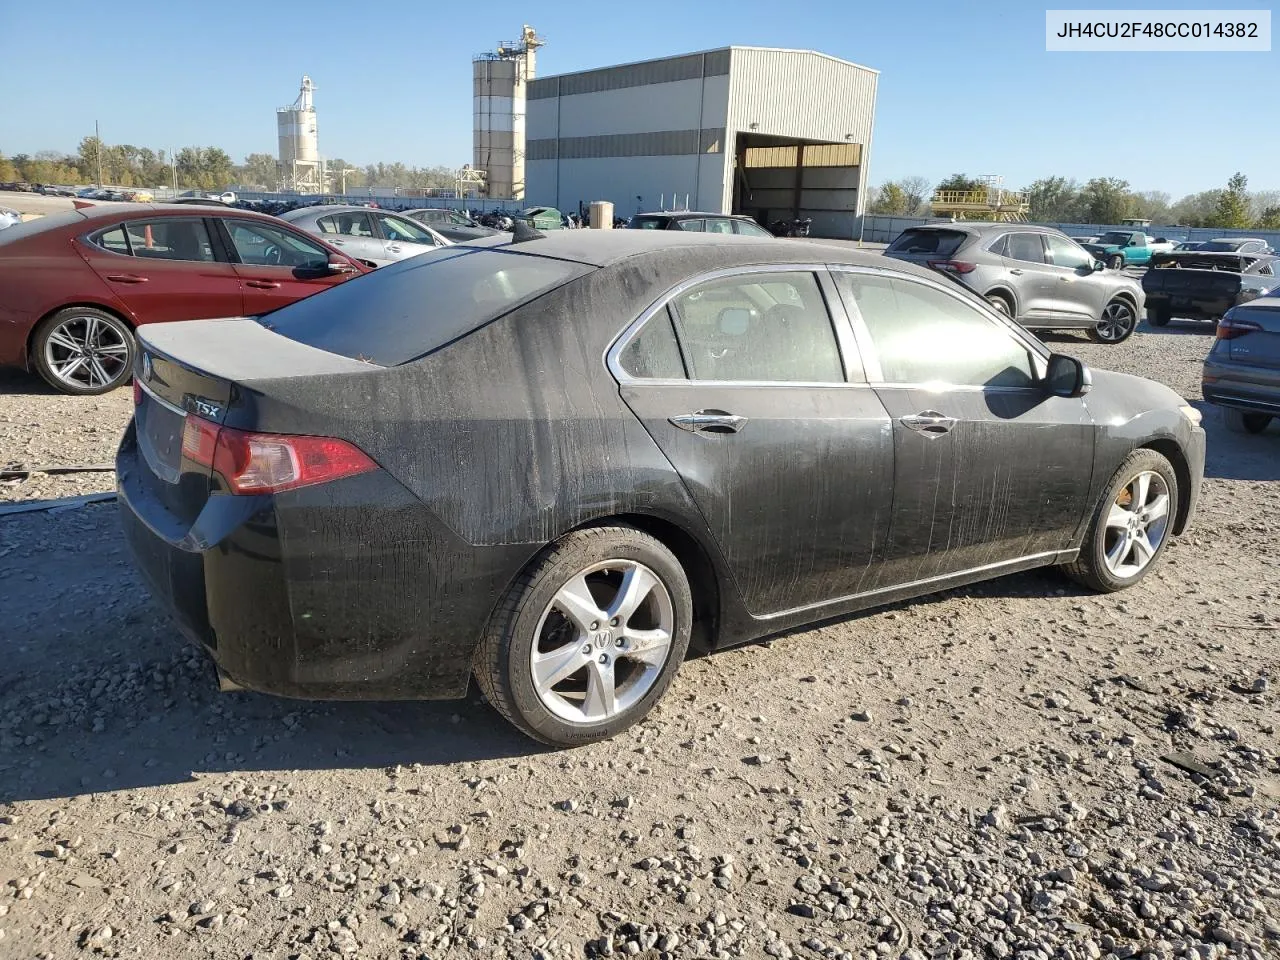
[1178,404,1203,426]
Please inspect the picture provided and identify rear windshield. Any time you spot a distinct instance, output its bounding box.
[629,217,669,230]
[257,247,590,365]
[886,229,967,257]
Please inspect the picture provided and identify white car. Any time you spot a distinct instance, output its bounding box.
[278,205,453,267]
[0,207,22,230]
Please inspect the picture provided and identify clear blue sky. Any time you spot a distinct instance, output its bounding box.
[1,0,1275,197]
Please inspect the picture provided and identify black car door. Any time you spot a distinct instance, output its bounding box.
[831,267,1096,585]
[611,266,895,616]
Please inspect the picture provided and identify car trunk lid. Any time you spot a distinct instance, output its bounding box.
[1224,301,1280,369]
[129,318,379,528]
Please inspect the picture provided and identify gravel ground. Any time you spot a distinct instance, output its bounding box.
[0,319,1277,960]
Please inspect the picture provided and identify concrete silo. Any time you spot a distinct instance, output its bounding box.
[473,25,544,201]
[277,75,324,194]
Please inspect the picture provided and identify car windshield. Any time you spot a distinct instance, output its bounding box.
[886,229,967,257]
[1095,232,1132,245]
[257,247,590,365]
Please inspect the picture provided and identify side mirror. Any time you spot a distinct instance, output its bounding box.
[1045,353,1092,398]
[1092,259,1105,272]
[327,257,357,274]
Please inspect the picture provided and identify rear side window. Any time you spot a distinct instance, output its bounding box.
[677,219,706,232]
[124,219,216,262]
[886,229,967,257]
[1005,233,1046,264]
[618,310,685,379]
[95,227,130,254]
[733,219,771,237]
[259,248,589,365]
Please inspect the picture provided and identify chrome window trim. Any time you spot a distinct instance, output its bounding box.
[137,376,187,416]
[605,263,864,388]
[826,264,1051,388]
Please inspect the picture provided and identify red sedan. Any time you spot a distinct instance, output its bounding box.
[0,204,370,394]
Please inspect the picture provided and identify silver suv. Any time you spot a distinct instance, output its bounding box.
[885,224,1146,344]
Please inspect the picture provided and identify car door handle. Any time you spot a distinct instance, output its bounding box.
[1008,268,1023,275]
[669,411,748,434]
[245,280,281,289]
[105,274,148,284]
[387,244,402,253]
[329,239,346,246]
[900,410,957,439]
[1059,276,1072,283]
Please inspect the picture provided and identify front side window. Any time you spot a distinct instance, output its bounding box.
[226,220,330,269]
[1005,233,1046,264]
[123,219,215,262]
[1045,235,1093,270]
[838,273,1035,389]
[376,214,438,245]
[316,212,375,237]
[667,272,843,382]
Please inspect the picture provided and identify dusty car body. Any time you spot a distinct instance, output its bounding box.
[118,232,1205,745]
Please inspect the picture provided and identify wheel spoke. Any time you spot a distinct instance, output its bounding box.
[88,355,112,386]
[1105,503,1132,530]
[47,330,82,352]
[1145,493,1169,522]
[532,641,588,692]
[1105,532,1130,570]
[582,660,617,720]
[84,316,99,347]
[96,342,129,356]
[1134,473,1151,509]
[622,627,671,665]
[607,564,658,625]
[553,575,607,634]
[55,356,88,381]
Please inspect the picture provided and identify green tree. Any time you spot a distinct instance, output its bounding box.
[1025,176,1081,222]
[1169,189,1223,227]
[1127,190,1171,224]
[935,173,983,194]
[1079,177,1130,223]
[869,182,909,214]
[0,154,17,181]
[1255,206,1280,230]
[1210,172,1251,229]
[237,153,280,189]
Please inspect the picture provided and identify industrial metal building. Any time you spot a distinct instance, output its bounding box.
[525,47,878,237]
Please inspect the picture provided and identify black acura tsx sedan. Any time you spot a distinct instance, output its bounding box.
[118,230,1205,745]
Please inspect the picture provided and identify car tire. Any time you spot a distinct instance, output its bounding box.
[1147,307,1171,327]
[1088,299,1137,344]
[475,525,693,746]
[1222,408,1272,435]
[1107,254,1124,270]
[1062,449,1178,594]
[985,293,1013,318]
[31,307,135,395]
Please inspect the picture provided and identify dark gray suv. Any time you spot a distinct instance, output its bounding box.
[886,223,1146,344]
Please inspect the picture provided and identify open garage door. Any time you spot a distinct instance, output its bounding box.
[732,135,863,238]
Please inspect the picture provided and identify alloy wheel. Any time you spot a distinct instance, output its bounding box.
[42,315,130,389]
[1096,301,1135,342]
[1102,470,1170,579]
[530,559,675,724]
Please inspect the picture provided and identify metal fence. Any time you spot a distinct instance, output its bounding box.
[856,214,1280,250]
[228,191,517,213]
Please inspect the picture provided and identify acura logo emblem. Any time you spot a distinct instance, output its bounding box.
[141,353,152,381]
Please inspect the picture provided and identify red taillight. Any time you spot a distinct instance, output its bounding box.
[1216,317,1263,340]
[180,416,376,495]
[927,259,977,274]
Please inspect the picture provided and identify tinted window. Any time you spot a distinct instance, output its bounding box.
[629,217,667,230]
[317,212,375,237]
[987,234,1008,257]
[259,248,589,365]
[886,229,967,257]
[123,219,215,262]
[619,310,685,379]
[705,218,734,235]
[1045,235,1093,270]
[1199,240,1243,252]
[95,226,130,254]
[376,214,438,244]
[226,220,330,269]
[677,219,706,232]
[1005,233,1046,264]
[733,219,772,238]
[838,274,1035,388]
[668,272,843,382]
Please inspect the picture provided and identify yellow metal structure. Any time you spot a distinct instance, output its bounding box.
[930,188,1029,222]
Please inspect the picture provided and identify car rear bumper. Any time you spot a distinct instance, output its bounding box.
[117,423,533,701]
[1144,292,1233,321]
[1202,359,1280,415]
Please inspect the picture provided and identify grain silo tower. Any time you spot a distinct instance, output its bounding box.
[277,75,324,194]
[473,25,544,201]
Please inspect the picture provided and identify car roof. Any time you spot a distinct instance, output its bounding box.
[902,222,1067,237]
[1209,236,1264,243]
[466,229,908,271]
[279,205,403,221]
[635,211,750,219]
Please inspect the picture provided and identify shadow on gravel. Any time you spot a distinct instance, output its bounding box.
[0,368,60,396]
[1195,400,1280,481]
